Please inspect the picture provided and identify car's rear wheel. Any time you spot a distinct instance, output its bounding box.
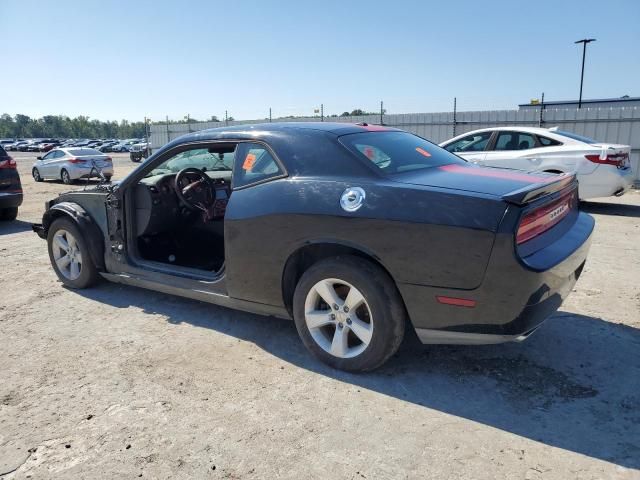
[0,207,18,221]
[32,168,43,182]
[47,218,99,289]
[293,256,405,372]
[61,169,73,185]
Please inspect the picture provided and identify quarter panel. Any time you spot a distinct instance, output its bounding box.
[224,178,504,307]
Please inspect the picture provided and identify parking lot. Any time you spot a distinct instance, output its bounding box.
[1,151,639,479]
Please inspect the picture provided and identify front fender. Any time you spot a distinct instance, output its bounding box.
[42,202,106,271]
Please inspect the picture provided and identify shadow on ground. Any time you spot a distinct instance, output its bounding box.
[76,282,640,469]
[0,220,34,236]
[581,200,640,218]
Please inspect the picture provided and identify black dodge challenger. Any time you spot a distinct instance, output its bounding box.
[33,123,594,371]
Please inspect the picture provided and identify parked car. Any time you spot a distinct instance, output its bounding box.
[26,140,45,152]
[33,123,593,371]
[129,142,151,162]
[39,140,61,152]
[98,141,118,152]
[439,127,633,200]
[0,146,22,220]
[32,147,113,184]
[4,140,25,151]
[111,139,140,152]
[19,141,38,152]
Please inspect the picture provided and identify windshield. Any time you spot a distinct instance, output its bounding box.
[144,147,235,178]
[340,131,466,174]
[554,130,597,144]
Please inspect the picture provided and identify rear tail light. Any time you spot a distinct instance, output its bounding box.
[105,156,112,162]
[585,152,628,167]
[516,190,577,244]
[0,157,17,169]
[68,158,86,164]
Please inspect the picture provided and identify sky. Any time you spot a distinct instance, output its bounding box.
[1,0,639,122]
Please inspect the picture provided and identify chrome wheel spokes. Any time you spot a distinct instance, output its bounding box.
[52,230,82,280]
[304,278,373,359]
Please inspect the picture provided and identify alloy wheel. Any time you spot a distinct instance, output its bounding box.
[304,278,373,359]
[51,229,83,280]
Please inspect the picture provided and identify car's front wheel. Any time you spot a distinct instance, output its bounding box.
[47,218,99,289]
[32,168,43,182]
[293,256,405,372]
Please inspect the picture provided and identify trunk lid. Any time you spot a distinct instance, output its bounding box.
[391,163,575,204]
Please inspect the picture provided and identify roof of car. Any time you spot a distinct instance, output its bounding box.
[181,122,399,142]
[440,126,575,144]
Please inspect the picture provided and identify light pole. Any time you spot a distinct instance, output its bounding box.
[574,38,596,109]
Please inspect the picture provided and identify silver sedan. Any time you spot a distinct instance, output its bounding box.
[32,147,114,184]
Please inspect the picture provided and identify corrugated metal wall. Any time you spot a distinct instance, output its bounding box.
[150,106,640,183]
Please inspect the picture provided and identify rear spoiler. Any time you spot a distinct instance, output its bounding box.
[502,173,577,206]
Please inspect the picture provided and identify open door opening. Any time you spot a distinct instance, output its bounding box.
[130,144,236,275]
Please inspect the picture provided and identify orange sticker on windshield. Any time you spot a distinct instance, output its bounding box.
[243,153,256,171]
[416,147,431,157]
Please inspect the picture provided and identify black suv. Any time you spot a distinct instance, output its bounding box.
[0,146,23,220]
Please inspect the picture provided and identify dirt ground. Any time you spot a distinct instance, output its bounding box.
[1,152,639,479]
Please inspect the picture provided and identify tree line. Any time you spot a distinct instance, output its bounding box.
[0,108,384,139]
[0,114,149,139]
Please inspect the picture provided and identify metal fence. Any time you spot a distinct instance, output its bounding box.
[150,106,640,183]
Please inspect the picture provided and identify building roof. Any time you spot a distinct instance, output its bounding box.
[519,96,640,107]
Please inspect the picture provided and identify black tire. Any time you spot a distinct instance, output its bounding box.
[293,255,406,372]
[61,169,73,184]
[47,217,99,289]
[0,207,18,221]
[32,167,43,182]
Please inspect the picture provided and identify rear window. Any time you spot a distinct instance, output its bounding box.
[554,130,596,144]
[340,131,465,175]
[68,148,102,156]
[538,136,562,147]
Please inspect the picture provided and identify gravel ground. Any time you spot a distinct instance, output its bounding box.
[1,152,639,479]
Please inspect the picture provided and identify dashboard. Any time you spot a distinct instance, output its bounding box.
[134,171,232,236]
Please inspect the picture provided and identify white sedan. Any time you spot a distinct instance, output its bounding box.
[32,147,113,184]
[439,127,633,200]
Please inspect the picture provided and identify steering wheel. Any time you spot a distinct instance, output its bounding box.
[174,167,214,212]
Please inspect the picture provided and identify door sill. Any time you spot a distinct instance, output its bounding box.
[131,256,224,282]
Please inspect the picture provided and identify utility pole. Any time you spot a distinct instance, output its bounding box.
[269,107,272,122]
[453,97,457,137]
[225,110,228,126]
[144,117,150,158]
[166,115,170,142]
[380,100,384,125]
[538,92,545,127]
[185,114,191,133]
[321,103,324,122]
[575,38,596,109]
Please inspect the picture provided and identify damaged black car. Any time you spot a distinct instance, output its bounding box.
[33,123,593,371]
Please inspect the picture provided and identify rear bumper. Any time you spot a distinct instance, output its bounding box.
[69,166,114,179]
[401,212,594,344]
[0,192,23,209]
[578,165,634,199]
